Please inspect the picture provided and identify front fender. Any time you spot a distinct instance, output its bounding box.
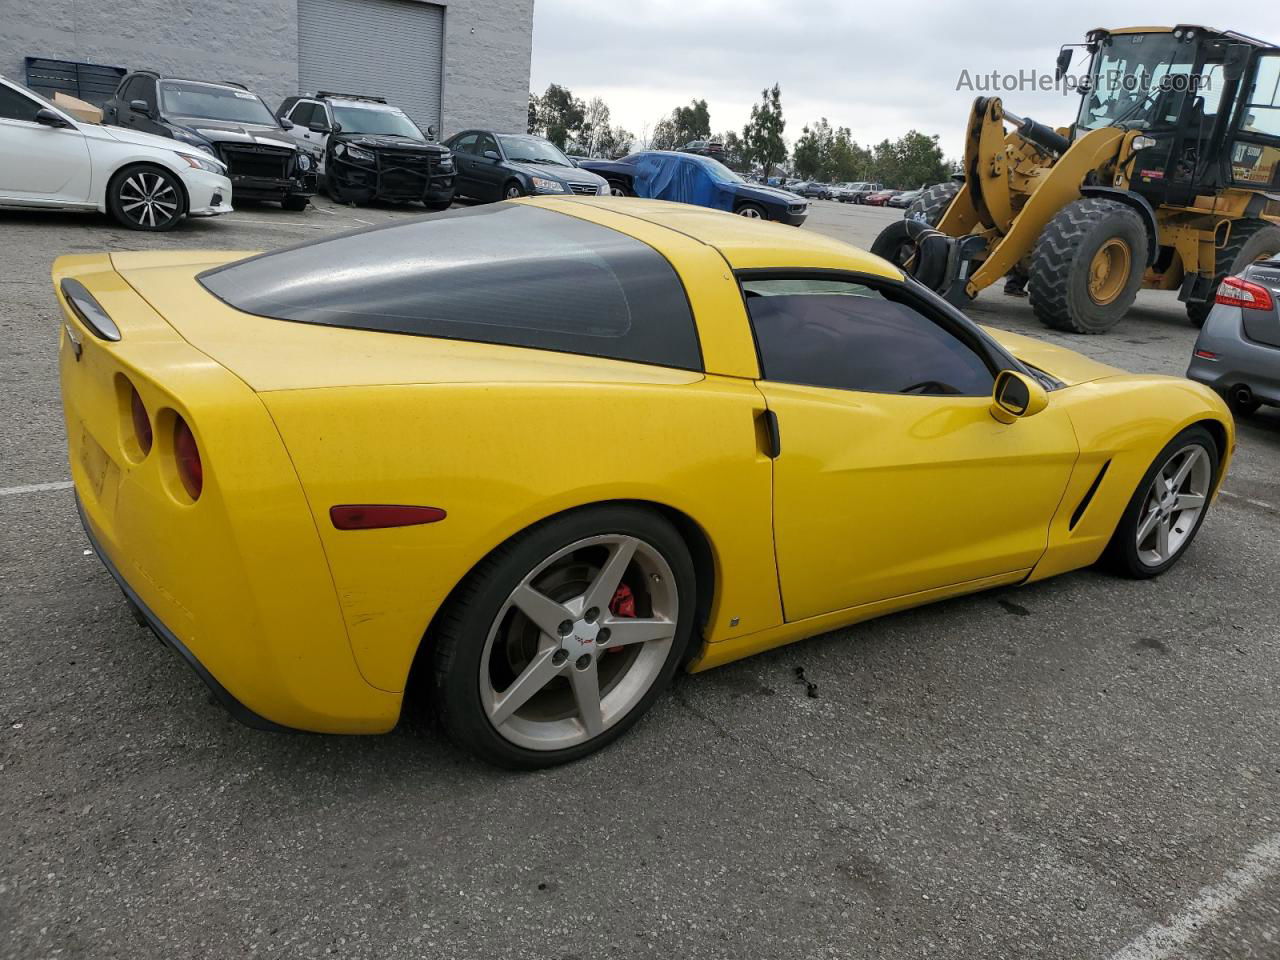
[1030,374,1233,581]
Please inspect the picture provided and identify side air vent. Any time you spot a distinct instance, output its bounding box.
[1069,460,1111,531]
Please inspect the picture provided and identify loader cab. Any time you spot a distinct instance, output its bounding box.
[1072,26,1280,206]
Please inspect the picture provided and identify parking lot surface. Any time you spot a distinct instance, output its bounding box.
[3,197,1279,959]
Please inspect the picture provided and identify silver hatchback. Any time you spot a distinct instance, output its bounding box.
[1187,258,1280,417]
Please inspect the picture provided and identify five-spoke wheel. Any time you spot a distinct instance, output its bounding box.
[1105,426,1220,578]
[429,505,694,768]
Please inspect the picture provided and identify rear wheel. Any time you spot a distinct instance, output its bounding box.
[429,505,696,768]
[905,181,960,227]
[1102,426,1219,578]
[106,165,186,231]
[1187,221,1280,327]
[1029,197,1147,334]
[737,202,767,219]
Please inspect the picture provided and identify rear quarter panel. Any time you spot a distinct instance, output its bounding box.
[262,374,781,693]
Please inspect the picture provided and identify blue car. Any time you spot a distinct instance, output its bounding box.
[577,151,808,225]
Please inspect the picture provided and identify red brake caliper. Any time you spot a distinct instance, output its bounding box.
[608,584,636,652]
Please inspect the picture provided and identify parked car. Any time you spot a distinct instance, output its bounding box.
[680,139,725,158]
[841,182,884,203]
[55,198,1233,767]
[278,92,454,209]
[0,74,231,230]
[103,72,313,210]
[887,188,924,209]
[1187,260,1280,416]
[584,151,808,225]
[574,155,641,196]
[827,182,857,201]
[441,129,608,201]
[863,189,901,206]
[788,181,831,200]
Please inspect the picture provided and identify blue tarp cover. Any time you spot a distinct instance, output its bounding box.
[632,152,736,211]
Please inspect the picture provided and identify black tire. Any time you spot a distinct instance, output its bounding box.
[106,164,186,231]
[905,181,961,227]
[607,179,632,197]
[1029,197,1147,334]
[1101,425,1220,579]
[870,220,950,292]
[281,195,309,212]
[1187,221,1280,327]
[503,180,525,200]
[423,199,453,211]
[429,504,697,769]
[736,202,768,220]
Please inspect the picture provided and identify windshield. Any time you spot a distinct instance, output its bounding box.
[330,103,424,139]
[694,156,744,183]
[1077,32,1198,131]
[499,136,572,165]
[160,82,277,125]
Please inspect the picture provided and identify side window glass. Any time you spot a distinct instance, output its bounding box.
[477,133,498,156]
[0,84,42,123]
[742,278,995,397]
[1242,55,1280,137]
[453,133,479,155]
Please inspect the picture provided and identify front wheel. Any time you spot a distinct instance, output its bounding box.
[503,181,525,200]
[281,195,309,212]
[1029,197,1147,334]
[607,180,632,197]
[429,505,696,768]
[737,202,767,220]
[1102,426,1219,578]
[106,165,186,231]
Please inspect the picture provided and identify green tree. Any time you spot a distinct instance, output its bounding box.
[578,97,611,156]
[671,98,711,146]
[538,83,585,150]
[527,92,539,135]
[742,84,787,178]
[649,115,678,150]
[717,130,746,170]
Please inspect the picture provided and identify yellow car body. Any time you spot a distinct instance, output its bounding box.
[55,197,1234,739]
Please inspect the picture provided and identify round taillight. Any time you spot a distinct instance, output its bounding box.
[129,385,153,456]
[173,415,203,500]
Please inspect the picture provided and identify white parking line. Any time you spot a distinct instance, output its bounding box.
[1108,832,1280,960]
[1219,490,1278,511]
[0,480,73,497]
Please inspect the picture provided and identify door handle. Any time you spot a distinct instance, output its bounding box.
[756,409,781,459]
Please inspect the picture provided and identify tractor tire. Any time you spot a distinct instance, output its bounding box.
[1029,197,1147,334]
[906,181,961,227]
[1186,220,1280,327]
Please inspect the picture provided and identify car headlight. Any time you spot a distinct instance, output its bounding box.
[296,152,311,172]
[438,152,454,171]
[338,143,375,164]
[180,153,225,174]
[171,127,216,156]
[530,176,566,194]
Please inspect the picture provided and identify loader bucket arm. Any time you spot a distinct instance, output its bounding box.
[965,126,1126,297]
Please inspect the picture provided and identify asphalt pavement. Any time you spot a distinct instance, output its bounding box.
[2,196,1279,959]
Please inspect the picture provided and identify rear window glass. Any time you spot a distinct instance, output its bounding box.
[198,204,702,370]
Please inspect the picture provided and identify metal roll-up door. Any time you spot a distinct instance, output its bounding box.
[297,0,444,132]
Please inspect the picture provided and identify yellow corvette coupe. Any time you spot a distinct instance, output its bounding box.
[56,198,1232,767]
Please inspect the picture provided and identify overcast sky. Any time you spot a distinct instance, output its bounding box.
[530,2,1280,158]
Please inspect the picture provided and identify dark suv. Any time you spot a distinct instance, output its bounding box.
[103,72,314,210]
[278,93,454,209]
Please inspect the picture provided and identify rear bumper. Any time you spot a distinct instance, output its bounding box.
[1187,305,1280,406]
[77,497,293,732]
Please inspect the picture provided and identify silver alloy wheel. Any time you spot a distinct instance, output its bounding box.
[738,206,762,219]
[118,171,179,228]
[505,184,523,199]
[1135,443,1212,566]
[479,534,679,751]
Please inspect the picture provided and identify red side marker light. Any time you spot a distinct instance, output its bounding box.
[1194,349,1218,360]
[330,505,447,530]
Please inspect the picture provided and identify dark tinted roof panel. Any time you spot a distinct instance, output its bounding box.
[198,204,702,371]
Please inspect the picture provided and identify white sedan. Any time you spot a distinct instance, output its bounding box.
[0,75,232,231]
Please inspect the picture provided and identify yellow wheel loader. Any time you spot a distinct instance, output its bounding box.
[872,25,1280,333]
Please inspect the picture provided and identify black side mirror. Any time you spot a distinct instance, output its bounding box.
[279,117,294,130]
[129,98,152,116]
[330,122,342,134]
[308,121,330,134]
[1055,47,1074,82]
[35,108,71,128]
[483,149,500,161]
